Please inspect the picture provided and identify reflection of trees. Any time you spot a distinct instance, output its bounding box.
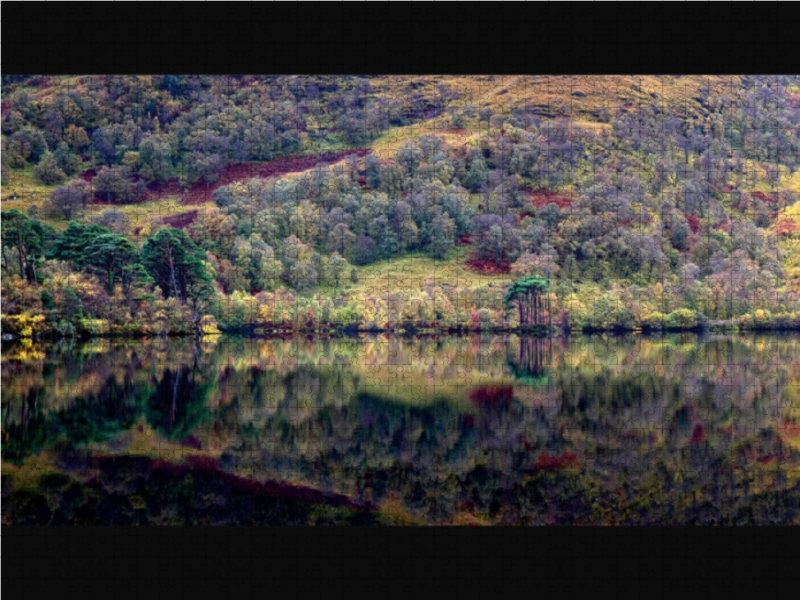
[5,334,800,523]
[145,365,214,440]
[506,336,551,385]
[2,376,142,464]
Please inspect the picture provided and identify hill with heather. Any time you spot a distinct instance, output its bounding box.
[3,75,800,336]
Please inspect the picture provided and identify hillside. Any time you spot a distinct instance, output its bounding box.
[3,75,800,336]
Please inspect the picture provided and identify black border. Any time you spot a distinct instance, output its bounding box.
[2,3,798,75]
[4,3,800,598]
[4,527,798,596]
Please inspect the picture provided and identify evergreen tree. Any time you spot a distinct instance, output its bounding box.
[48,222,111,265]
[141,228,211,304]
[83,233,144,296]
[504,276,551,327]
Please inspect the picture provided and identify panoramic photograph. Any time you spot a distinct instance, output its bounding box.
[2,74,800,525]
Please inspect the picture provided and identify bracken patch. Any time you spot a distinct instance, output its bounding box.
[464,257,511,274]
[527,189,573,210]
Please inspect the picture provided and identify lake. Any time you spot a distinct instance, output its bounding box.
[3,333,800,525]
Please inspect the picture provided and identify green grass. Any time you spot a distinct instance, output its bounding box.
[337,250,513,299]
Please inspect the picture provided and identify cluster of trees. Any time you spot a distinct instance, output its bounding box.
[2,211,215,336]
[1,75,439,189]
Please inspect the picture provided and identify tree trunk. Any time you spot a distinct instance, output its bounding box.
[191,297,203,338]
[16,239,26,280]
[29,259,37,285]
[166,244,180,300]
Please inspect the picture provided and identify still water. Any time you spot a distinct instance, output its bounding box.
[3,334,800,525]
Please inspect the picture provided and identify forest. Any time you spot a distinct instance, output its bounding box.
[3,75,800,337]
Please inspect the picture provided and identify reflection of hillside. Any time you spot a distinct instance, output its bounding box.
[4,334,800,523]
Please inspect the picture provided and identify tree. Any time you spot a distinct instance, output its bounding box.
[82,233,143,296]
[504,275,551,327]
[398,218,420,251]
[185,151,224,188]
[471,214,522,266]
[91,209,131,235]
[587,291,635,331]
[464,155,489,191]
[190,207,238,256]
[138,135,173,183]
[354,234,377,265]
[1,210,55,283]
[511,249,560,279]
[32,154,67,185]
[141,228,211,304]
[326,252,349,288]
[94,165,138,203]
[53,142,81,175]
[327,223,357,259]
[45,185,86,221]
[49,222,111,265]
[427,213,456,259]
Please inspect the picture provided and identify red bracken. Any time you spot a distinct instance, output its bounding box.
[527,189,574,210]
[533,451,579,471]
[464,257,511,274]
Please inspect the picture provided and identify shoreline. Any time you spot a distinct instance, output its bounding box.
[5,320,800,343]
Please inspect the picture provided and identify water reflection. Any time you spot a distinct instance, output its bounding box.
[3,334,800,524]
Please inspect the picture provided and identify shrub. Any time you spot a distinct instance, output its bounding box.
[54,320,76,337]
[666,308,698,330]
[200,315,221,335]
[32,154,66,185]
[1,314,47,337]
[643,311,668,331]
[754,309,772,328]
[78,319,110,336]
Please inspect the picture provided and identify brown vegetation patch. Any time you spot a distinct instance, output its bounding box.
[777,218,800,238]
[752,190,779,203]
[464,257,511,274]
[80,168,98,182]
[533,451,580,472]
[779,419,800,438]
[684,213,700,234]
[470,385,514,408]
[757,452,781,465]
[527,189,573,210]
